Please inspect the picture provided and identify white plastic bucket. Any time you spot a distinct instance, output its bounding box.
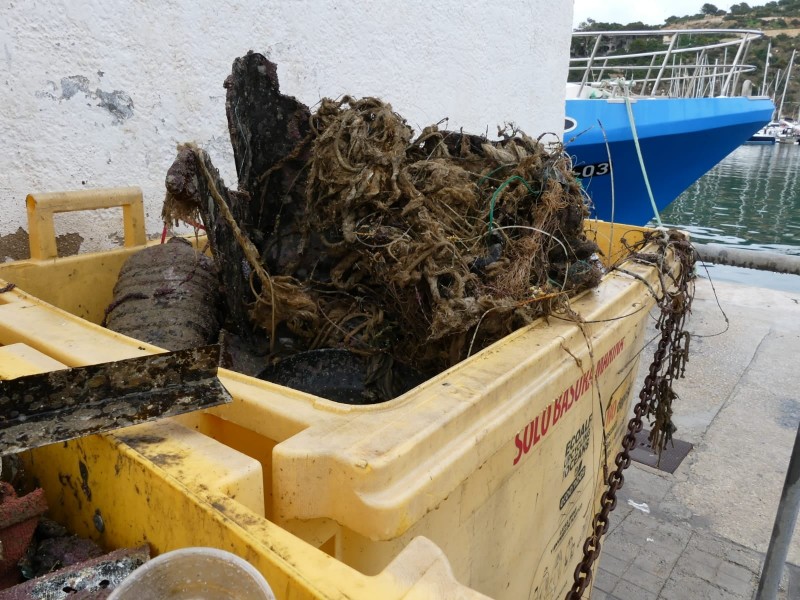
[108,547,275,599]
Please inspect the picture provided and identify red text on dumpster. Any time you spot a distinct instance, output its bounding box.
[512,337,625,466]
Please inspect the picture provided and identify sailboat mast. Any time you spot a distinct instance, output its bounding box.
[778,49,796,120]
[761,41,772,97]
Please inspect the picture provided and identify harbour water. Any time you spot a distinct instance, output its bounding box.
[652,143,800,292]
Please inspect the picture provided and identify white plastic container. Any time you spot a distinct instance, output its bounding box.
[108,547,276,600]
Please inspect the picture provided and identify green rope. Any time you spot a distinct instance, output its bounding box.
[478,165,511,187]
[488,175,538,234]
[623,89,663,228]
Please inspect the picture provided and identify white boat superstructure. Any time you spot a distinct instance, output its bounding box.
[747,120,800,144]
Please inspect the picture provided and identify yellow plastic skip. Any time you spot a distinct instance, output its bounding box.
[0,188,677,599]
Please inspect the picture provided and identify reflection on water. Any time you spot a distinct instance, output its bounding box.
[653,143,800,291]
[658,144,800,254]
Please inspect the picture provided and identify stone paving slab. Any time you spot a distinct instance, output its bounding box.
[590,475,800,599]
[590,278,800,599]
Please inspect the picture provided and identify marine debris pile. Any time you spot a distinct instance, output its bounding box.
[153,52,601,401]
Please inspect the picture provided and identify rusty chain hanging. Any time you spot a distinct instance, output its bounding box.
[565,230,696,600]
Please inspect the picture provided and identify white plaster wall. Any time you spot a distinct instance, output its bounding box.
[0,0,573,255]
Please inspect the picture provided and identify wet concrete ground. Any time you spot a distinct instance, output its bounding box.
[592,275,800,599]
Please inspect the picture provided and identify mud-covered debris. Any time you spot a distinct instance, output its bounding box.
[33,518,68,540]
[104,237,221,351]
[0,346,230,455]
[2,545,149,599]
[160,52,603,391]
[258,349,427,404]
[25,535,104,577]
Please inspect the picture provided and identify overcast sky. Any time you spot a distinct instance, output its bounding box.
[573,1,735,27]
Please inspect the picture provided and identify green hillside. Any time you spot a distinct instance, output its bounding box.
[573,2,800,118]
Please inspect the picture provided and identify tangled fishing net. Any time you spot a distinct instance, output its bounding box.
[163,55,602,380]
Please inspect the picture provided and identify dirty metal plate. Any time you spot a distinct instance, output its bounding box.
[0,345,231,455]
[0,545,150,599]
[629,428,693,473]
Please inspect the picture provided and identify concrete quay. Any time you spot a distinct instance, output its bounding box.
[591,272,800,599]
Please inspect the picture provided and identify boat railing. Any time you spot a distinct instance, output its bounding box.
[569,28,766,99]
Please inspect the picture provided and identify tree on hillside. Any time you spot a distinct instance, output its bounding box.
[730,2,751,14]
[702,3,719,14]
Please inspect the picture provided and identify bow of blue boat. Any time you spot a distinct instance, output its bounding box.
[565,28,775,226]
[565,95,774,225]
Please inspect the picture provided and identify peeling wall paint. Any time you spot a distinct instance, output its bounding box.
[0,1,573,254]
[36,75,135,123]
[0,228,83,261]
[0,228,31,261]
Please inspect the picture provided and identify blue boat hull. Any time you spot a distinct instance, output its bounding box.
[564,96,774,225]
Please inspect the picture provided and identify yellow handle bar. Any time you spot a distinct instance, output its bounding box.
[25,187,147,259]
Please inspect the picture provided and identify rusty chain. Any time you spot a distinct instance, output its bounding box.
[565,230,696,600]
